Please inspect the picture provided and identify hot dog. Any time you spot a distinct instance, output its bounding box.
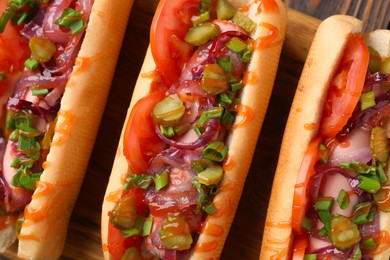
[101,0,286,259]
[0,0,133,259]
[261,15,390,259]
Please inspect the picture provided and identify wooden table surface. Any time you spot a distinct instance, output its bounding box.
[2,1,390,259]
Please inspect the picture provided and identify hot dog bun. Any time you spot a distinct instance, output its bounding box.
[0,0,134,259]
[260,16,390,259]
[101,0,286,259]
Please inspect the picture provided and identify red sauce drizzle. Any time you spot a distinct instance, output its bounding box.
[223,156,236,172]
[233,104,254,129]
[304,123,317,130]
[106,188,124,203]
[24,204,48,222]
[51,110,77,146]
[265,221,291,228]
[32,181,53,199]
[201,222,224,236]
[212,199,232,218]
[219,182,237,193]
[194,240,219,252]
[257,0,279,14]
[18,233,38,241]
[243,70,259,85]
[252,22,282,50]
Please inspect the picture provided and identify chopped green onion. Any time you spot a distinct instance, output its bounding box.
[202,202,217,215]
[11,167,41,190]
[217,56,232,72]
[202,141,228,162]
[303,254,317,260]
[17,135,40,154]
[352,201,374,225]
[154,171,169,191]
[208,184,219,195]
[337,189,350,210]
[142,217,154,237]
[159,125,175,138]
[193,176,206,214]
[55,8,86,35]
[339,161,376,175]
[317,210,333,237]
[377,163,388,183]
[318,227,327,237]
[31,86,49,96]
[121,228,140,238]
[123,174,153,190]
[226,37,247,53]
[8,130,19,142]
[10,157,21,168]
[314,197,334,211]
[221,109,236,125]
[301,216,313,231]
[239,47,253,62]
[195,107,224,129]
[319,144,330,163]
[192,161,206,173]
[360,91,376,110]
[362,237,377,248]
[194,127,202,136]
[218,93,233,104]
[230,82,244,92]
[352,248,362,260]
[197,164,223,186]
[358,176,380,193]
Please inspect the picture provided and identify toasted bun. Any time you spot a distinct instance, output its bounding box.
[101,0,286,259]
[260,16,390,259]
[8,0,134,259]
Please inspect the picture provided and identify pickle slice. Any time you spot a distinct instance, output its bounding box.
[185,22,220,46]
[216,0,237,20]
[152,96,185,127]
[231,11,256,33]
[109,196,138,230]
[159,215,193,250]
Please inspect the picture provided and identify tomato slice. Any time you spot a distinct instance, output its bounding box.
[291,137,321,234]
[123,90,166,174]
[150,0,200,87]
[292,234,309,260]
[320,34,369,138]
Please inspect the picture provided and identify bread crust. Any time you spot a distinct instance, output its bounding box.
[260,16,390,259]
[101,0,286,259]
[8,0,134,259]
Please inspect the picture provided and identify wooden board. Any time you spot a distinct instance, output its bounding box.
[2,6,321,260]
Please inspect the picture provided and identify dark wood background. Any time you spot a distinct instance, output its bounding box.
[2,1,389,259]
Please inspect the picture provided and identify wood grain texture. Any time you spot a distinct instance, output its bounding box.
[1,0,388,259]
[285,0,390,31]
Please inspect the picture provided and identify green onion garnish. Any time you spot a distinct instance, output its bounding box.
[337,189,350,210]
[195,107,224,128]
[142,217,153,237]
[352,201,374,225]
[221,109,236,125]
[226,37,247,53]
[360,91,376,110]
[362,237,377,248]
[121,228,140,238]
[303,254,317,260]
[217,56,232,72]
[377,163,388,183]
[230,82,244,92]
[193,176,206,214]
[55,8,86,35]
[202,202,217,215]
[314,197,334,211]
[159,125,175,138]
[317,210,333,237]
[31,86,49,96]
[301,216,313,231]
[24,58,39,71]
[218,93,233,104]
[202,141,228,162]
[358,176,380,193]
[154,171,169,191]
[239,47,253,62]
